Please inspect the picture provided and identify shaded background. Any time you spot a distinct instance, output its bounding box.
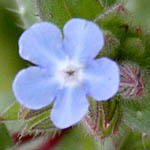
[0,0,150,149]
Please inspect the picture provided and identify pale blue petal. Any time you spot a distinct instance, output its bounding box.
[19,22,66,68]
[63,18,104,64]
[12,67,61,109]
[51,86,89,129]
[82,57,120,100]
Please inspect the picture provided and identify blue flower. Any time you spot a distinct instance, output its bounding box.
[12,18,120,129]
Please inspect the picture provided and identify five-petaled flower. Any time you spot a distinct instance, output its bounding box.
[12,18,120,129]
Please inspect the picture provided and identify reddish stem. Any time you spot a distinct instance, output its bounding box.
[36,128,70,150]
[12,132,41,145]
[12,128,70,149]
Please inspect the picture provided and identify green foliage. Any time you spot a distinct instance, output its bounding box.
[120,130,150,150]
[15,0,40,28]
[21,107,58,134]
[36,0,103,28]
[96,10,150,72]
[0,4,24,91]
[1,0,150,149]
[119,63,150,134]
[4,0,40,29]
[83,97,121,139]
[0,92,16,113]
[124,0,150,30]
[2,102,19,120]
[122,98,150,134]
[0,123,12,150]
[0,93,25,135]
[54,127,99,150]
[100,0,118,8]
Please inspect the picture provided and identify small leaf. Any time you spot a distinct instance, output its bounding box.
[2,102,20,120]
[22,105,51,120]
[0,93,20,121]
[20,106,60,136]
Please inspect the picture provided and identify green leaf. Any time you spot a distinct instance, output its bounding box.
[0,92,20,120]
[54,126,99,150]
[3,120,25,133]
[21,105,51,120]
[20,106,60,136]
[100,0,118,8]
[124,0,150,30]
[15,0,40,28]
[0,93,25,133]
[1,0,40,29]
[0,92,15,113]
[121,89,150,134]
[0,122,12,150]
[2,102,20,120]
[0,4,25,91]
[0,0,40,92]
[120,130,150,150]
[24,110,50,131]
[36,0,103,28]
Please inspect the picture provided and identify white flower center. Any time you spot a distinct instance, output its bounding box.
[55,59,83,87]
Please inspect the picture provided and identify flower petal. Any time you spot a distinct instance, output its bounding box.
[63,18,104,64]
[51,86,89,129]
[19,22,66,68]
[82,57,120,100]
[12,67,61,109]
